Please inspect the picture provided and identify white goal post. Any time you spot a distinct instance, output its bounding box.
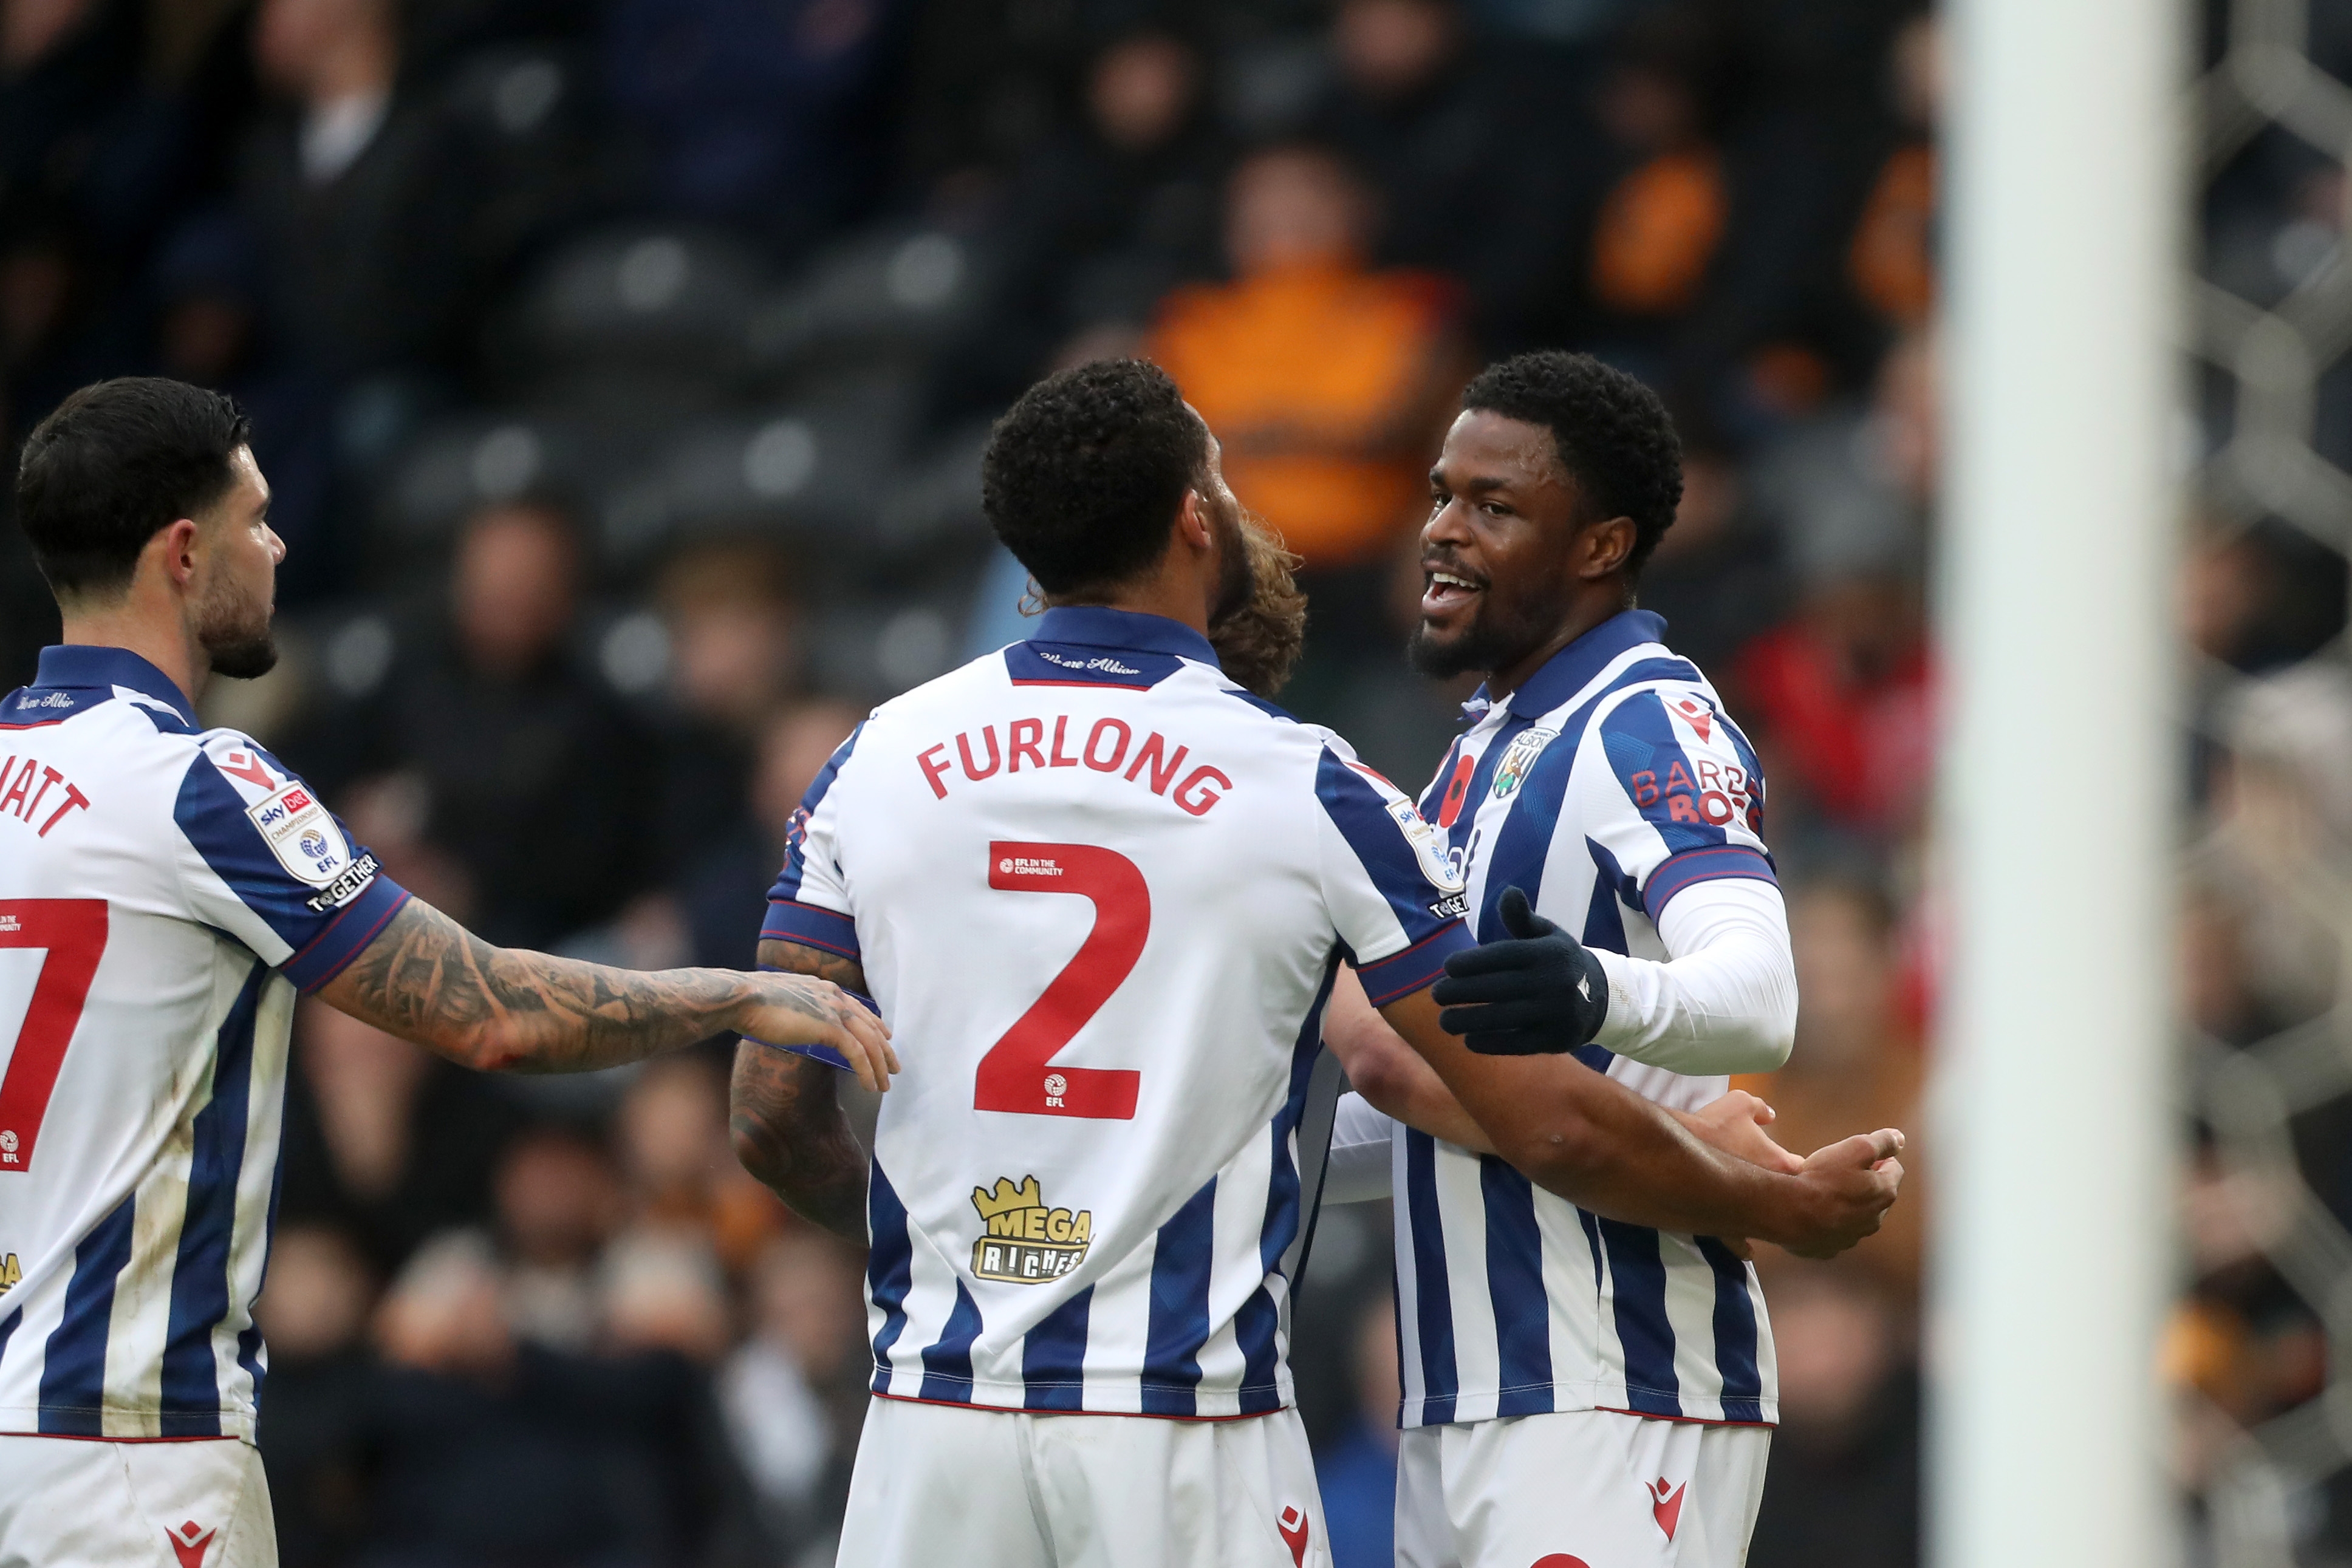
[1933,0,2179,1563]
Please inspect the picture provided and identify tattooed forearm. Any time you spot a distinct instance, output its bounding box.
[756,937,868,995]
[729,1037,870,1240]
[730,938,875,1238]
[318,897,843,1074]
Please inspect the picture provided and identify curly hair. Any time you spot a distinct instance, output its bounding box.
[1460,352,1683,578]
[982,360,1209,596]
[1207,512,1308,698]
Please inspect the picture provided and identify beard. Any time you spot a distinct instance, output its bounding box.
[1206,505,1308,700]
[1406,588,1556,681]
[195,570,279,681]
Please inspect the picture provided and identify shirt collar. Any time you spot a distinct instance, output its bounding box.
[1497,608,1670,719]
[1032,605,1222,669]
[35,644,200,727]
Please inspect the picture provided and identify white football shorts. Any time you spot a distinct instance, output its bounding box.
[0,1434,276,1568]
[838,1395,1333,1568]
[1395,1409,1770,1568]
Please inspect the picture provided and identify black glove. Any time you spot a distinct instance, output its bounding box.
[1431,886,1610,1055]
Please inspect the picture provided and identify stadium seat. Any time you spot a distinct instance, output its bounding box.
[494,223,771,395]
[747,224,988,383]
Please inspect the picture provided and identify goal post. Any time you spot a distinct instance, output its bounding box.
[1933,0,2181,1562]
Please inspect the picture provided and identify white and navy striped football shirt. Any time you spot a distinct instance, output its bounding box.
[0,646,408,1442]
[1395,609,1780,1428]
[761,606,1471,1419]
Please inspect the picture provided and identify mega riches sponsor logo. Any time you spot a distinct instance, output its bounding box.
[971,1174,1093,1283]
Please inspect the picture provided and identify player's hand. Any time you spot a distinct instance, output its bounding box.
[1683,1091,1805,1175]
[739,974,901,1094]
[1773,1129,1906,1260]
[1431,886,1608,1054]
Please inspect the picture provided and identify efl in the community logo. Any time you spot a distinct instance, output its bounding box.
[970,1174,1092,1283]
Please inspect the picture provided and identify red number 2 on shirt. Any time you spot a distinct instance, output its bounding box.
[974,842,1146,1120]
[0,899,108,1174]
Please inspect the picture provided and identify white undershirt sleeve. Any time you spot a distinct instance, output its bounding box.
[1321,1091,1398,1204]
[1587,876,1797,1076]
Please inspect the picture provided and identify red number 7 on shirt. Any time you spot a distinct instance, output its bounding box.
[975,843,1145,1120]
[0,899,108,1173]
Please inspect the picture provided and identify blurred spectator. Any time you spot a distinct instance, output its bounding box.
[603,0,904,253]
[722,1230,873,1552]
[1737,880,1925,1299]
[496,1127,623,1351]
[1582,8,1731,343]
[367,1230,751,1568]
[1630,420,1788,673]
[1314,1295,1402,1568]
[1149,141,1463,577]
[315,498,657,947]
[1845,14,1938,334]
[615,1053,790,1273]
[1735,329,1937,840]
[255,1224,378,1568]
[1746,1266,1920,1568]
[1315,0,1585,338]
[955,26,1224,412]
[238,0,487,389]
[279,998,524,1270]
[652,537,807,874]
[601,1227,733,1363]
[675,697,865,970]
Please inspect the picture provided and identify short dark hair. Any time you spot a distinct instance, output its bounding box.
[1460,352,1683,578]
[982,360,1209,596]
[15,377,253,599]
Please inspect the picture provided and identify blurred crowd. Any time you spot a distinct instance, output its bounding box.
[4,0,2349,1563]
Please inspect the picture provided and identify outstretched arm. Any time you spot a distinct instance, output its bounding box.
[725,937,879,1241]
[1378,986,1902,1257]
[316,897,897,1087]
[1322,965,1493,1151]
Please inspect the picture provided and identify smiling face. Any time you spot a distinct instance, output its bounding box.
[1409,409,1635,692]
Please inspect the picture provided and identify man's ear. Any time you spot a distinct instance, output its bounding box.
[1175,489,1215,553]
[148,518,204,592]
[1576,516,1637,580]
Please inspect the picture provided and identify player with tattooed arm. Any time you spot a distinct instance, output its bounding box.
[0,378,895,1568]
[727,360,1899,1568]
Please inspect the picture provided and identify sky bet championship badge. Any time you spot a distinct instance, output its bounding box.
[971,1174,1093,1283]
[246,780,353,887]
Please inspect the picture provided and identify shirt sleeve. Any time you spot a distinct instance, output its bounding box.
[1310,743,1475,1006]
[171,733,409,993]
[1322,1091,1399,1204]
[1582,685,1777,924]
[1588,876,1797,1075]
[760,722,864,962]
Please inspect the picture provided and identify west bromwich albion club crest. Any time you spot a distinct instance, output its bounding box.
[972,1174,1093,1283]
[1490,727,1559,800]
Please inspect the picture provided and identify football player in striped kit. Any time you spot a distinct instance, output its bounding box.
[1322,350,1908,1568]
[0,378,894,1568]
[729,360,1900,1568]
